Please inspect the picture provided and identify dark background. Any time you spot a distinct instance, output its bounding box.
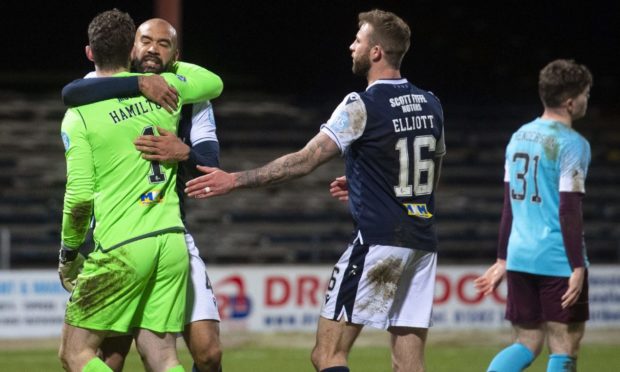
[1,1,618,266]
[3,0,619,109]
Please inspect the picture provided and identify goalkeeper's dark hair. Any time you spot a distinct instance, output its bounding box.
[538,59,592,108]
[88,9,135,70]
[358,9,411,69]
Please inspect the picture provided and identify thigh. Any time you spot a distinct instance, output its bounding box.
[506,271,543,324]
[315,316,363,356]
[389,326,428,372]
[539,271,589,323]
[134,328,179,372]
[185,233,221,323]
[137,232,189,333]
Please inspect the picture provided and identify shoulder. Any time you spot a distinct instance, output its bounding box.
[62,108,84,127]
[335,92,367,120]
[561,128,590,153]
[341,91,363,105]
[161,72,188,85]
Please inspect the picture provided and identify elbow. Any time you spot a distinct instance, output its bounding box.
[213,78,224,98]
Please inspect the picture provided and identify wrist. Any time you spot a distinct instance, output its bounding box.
[180,144,191,161]
[137,76,144,92]
[59,244,79,263]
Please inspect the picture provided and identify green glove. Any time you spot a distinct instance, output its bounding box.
[58,245,85,292]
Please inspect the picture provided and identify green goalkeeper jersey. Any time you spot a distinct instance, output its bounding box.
[61,63,223,251]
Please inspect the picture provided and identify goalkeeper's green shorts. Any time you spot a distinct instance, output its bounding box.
[64,232,188,334]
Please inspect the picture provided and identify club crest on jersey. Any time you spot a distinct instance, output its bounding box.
[176,74,187,82]
[345,93,360,105]
[139,190,164,206]
[403,203,433,218]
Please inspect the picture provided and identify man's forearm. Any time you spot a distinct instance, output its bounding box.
[233,133,338,189]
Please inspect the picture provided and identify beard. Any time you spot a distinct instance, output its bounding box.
[132,55,172,73]
[352,53,371,77]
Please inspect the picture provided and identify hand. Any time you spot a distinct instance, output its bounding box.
[329,176,348,203]
[185,165,236,199]
[134,126,190,163]
[138,75,178,113]
[561,267,585,309]
[58,246,85,292]
[474,259,506,296]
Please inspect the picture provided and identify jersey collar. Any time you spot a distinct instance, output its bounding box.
[366,78,408,91]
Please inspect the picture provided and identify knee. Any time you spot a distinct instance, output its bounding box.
[59,346,81,371]
[311,345,347,371]
[311,346,321,369]
[193,344,222,371]
[58,347,70,370]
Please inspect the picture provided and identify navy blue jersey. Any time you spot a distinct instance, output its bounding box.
[321,79,445,251]
[176,101,220,223]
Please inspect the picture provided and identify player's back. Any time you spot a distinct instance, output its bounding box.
[347,79,445,251]
[505,118,591,276]
[63,72,186,250]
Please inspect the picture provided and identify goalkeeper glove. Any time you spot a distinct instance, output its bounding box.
[58,244,85,292]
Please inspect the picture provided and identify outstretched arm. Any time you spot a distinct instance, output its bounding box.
[185,132,339,198]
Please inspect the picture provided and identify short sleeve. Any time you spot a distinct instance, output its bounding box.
[320,92,367,153]
[190,101,218,145]
[558,136,590,193]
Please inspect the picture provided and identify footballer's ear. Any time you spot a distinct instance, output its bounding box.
[85,45,94,62]
[565,97,575,115]
[173,49,180,63]
[370,45,382,62]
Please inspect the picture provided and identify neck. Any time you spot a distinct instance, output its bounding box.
[366,65,401,86]
[94,65,129,77]
[540,107,572,128]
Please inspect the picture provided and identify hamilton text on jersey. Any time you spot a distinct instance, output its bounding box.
[108,99,164,124]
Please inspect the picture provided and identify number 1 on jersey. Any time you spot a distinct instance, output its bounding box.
[142,126,166,184]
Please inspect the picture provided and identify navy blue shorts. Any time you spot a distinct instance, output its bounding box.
[505,270,589,324]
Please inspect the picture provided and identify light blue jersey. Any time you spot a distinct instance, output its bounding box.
[505,118,590,277]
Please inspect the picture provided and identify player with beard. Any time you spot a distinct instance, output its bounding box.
[62,18,223,372]
[184,9,445,372]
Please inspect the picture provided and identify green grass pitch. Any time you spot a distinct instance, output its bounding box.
[0,343,618,371]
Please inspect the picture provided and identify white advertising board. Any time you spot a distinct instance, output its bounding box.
[1,265,619,338]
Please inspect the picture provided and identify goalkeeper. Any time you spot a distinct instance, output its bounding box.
[58,9,222,372]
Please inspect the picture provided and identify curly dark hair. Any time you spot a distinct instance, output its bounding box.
[358,9,411,69]
[538,59,593,108]
[88,9,135,70]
